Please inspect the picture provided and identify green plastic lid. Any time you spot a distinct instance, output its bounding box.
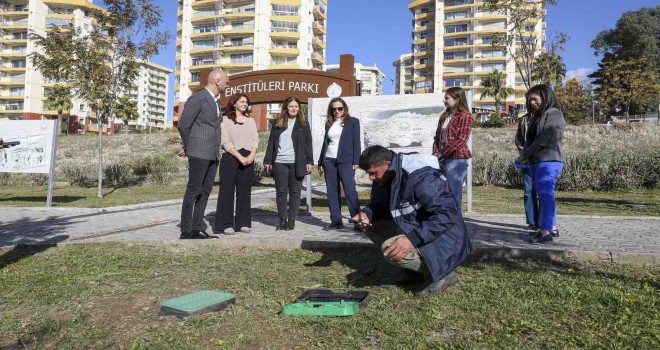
[160,290,236,313]
[281,301,360,317]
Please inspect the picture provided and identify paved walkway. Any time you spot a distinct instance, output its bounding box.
[1,188,659,262]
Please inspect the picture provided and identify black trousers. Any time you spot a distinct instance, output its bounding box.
[215,149,254,231]
[272,162,304,219]
[181,156,218,233]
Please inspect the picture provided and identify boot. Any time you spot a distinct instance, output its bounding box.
[285,218,296,231]
[276,217,287,230]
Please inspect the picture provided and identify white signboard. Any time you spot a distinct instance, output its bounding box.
[308,93,446,165]
[0,120,56,174]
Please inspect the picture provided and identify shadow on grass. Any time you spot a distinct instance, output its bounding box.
[0,215,73,270]
[0,195,85,204]
[556,197,651,206]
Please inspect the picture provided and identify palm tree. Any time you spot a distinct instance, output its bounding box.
[113,97,139,131]
[480,69,514,114]
[45,84,73,134]
[532,53,567,89]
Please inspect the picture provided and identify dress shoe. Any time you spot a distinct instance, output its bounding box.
[379,269,425,286]
[528,232,553,243]
[197,230,219,238]
[276,217,287,230]
[239,227,251,233]
[323,222,344,231]
[180,231,208,239]
[414,271,458,297]
[285,219,295,231]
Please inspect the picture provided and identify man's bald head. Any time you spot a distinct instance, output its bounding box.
[206,69,229,95]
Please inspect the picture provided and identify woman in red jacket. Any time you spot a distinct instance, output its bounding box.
[433,87,472,211]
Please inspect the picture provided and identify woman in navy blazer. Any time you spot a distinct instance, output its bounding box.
[317,97,361,230]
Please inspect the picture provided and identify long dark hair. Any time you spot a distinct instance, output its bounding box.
[325,97,350,130]
[525,84,558,117]
[224,93,250,123]
[442,87,470,117]
[275,96,307,128]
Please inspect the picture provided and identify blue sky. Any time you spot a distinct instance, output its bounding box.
[149,0,659,120]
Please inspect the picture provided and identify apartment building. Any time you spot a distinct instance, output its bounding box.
[175,0,328,105]
[125,61,172,131]
[393,53,414,95]
[324,62,385,96]
[405,0,546,111]
[0,0,100,122]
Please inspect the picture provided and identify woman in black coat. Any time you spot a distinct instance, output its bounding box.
[263,96,314,230]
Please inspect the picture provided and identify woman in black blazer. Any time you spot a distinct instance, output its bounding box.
[264,96,314,231]
[317,97,361,231]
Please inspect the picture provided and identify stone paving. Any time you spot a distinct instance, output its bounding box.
[1,188,659,262]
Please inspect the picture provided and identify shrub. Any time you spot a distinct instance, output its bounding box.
[130,154,177,178]
[479,114,508,128]
[104,163,133,186]
[62,163,95,187]
[0,172,10,185]
[253,161,264,184]
[147,163,174,185]
[27,174,49,186]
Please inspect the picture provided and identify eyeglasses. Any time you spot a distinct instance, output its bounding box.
[332,107,344,112]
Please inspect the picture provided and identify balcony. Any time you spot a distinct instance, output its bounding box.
[312,52,324,64]
[312,36,326,49]
[313,6,326,20]
[269,44,299,56]
[313,21,326,34]
[0,20,28,29]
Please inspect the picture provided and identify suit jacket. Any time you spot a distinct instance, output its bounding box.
[263,119,313,178]
[317,116,361,165]
[178,88,222,161]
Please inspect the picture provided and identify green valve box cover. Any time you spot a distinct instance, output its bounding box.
[159,290,236,319]
[281,301,360,317]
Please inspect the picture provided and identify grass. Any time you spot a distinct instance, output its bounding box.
[0,244,658,349]
[1,184,658,216]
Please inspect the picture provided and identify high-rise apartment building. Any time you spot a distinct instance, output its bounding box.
[393,53,414,95]
[324,62,385,96]
[125,61,172,131]
[175,0,328,104]
[0,0,99,121]
[404,0,546,111]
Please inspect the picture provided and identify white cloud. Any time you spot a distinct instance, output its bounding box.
[565,67,595,83]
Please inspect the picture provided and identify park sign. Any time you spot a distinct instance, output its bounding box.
[197,54,358,104]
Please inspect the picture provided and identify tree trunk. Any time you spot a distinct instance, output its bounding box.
[625,103,630,122]
[97,115,104,198]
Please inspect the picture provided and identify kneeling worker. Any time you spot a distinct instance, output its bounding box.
[352,145,472,296]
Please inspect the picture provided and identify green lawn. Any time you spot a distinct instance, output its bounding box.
[1,184,658,216]
[0,244,658,349]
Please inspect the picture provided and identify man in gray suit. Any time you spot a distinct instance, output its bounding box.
[178,69,230,239]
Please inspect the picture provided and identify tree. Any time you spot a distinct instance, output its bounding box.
[532,52,566,89]
[555,79,592,125]
[484,0,558,89]
[30,0,170,198]
[480,69,515,114]
[595,58,660,121]
[592,6,660,73]
[114,97,139,128]
[45,84,73,130]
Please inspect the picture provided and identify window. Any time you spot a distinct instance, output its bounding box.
[444,78,467,87]
[444,51,467,60]
[191,72,200,82]
[230,53,253,63]
[192,57,215,66]
[272,4,298,16]
[414,80,433,90]
[482,63,506,71]
[418,70,430,77]
[231,37,254,46]
[481,50,505,58]
[10,87,24,96]
[445,11,468,20]
[446,0,472,6]
[445,24,468,33]
[524,25,535,32]
[418,20,429,27]
[420,7,431,14]
[444,37,469,46]
[417,29,432,39]
[13,32,28,39]
[481,37,494,44]
[11,60,26,68]
[271,20,298,32]
[419,58,429,65]
[193,25,216,33]
[192,40,214,49]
